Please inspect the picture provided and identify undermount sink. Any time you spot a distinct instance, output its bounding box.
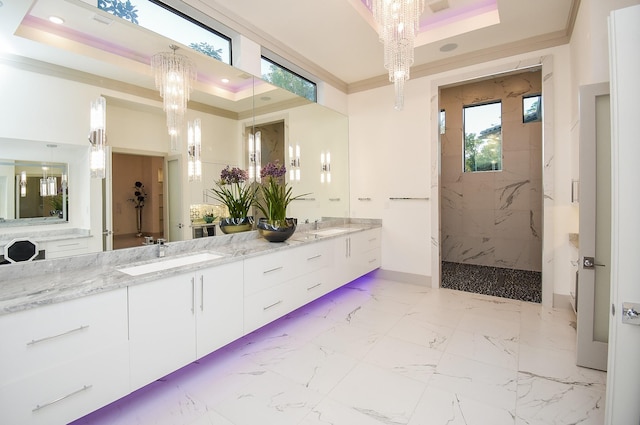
[309,228,351,237]
[117,252,224,276]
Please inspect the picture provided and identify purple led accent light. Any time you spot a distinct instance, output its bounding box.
[360,0,498,32]
[70,274,377,424]
[22,14,150,65]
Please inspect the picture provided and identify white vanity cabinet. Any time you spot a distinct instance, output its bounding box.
[128,261,244,389]
[41,238,89,259]
[243,239,333,333]
[0,289,129,425]
[195,261,244,357]
[334,228,382,286]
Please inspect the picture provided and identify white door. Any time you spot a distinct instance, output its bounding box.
[576,83,610,371]
[605,5,640,424]
[167,157,185,242]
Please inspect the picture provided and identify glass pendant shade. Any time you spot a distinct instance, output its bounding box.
[187,118,202,182]
[89,96,106,179]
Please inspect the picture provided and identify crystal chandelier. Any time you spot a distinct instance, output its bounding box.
[372,0,425,110]
[151,45,196,148]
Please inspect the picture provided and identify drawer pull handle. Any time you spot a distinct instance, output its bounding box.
[368,238,377,242]
[26,325,89,346]
[307,283,322,291]
[57,242,80,247]
[307,254,322,261]
[263,300,283,311]
[32,384,93,412]
[263,266,283,274]
[369,258,378,263]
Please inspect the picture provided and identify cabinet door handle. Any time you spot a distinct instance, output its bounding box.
[345,238,349,258]
[200,275,204,311]
[32,384,93,412]
[307,254,322,261]
[26,325,89,346]
[307,283,322,291]
[368,238,377,243]
[263,266,283,274]
[263,300,283,311]
[191,277,195,314]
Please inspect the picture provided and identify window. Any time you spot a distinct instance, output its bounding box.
[439,109,446,135]
[261,57,317,102]
[523,94,542,123]
[98,0,231,64]
[464,101,502,172]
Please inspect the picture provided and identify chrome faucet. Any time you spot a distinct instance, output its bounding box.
[314,219,320,230]
[157,238,167,257]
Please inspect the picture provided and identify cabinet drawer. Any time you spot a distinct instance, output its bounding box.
[0,342,129,425]
[244,279,298,333]
[244,250,299,295]
[0,289,128,383]
[297,240,333,273]
[43,239,89,259]
[352,228,381,252]
[359,247,382,274]
[291,266,333,308]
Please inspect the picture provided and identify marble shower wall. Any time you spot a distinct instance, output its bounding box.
[440,71,542,272]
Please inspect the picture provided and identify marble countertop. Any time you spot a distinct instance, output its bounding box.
[0,219,381,315]
[0,228,91,248]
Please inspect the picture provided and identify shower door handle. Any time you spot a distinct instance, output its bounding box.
[583,257,605,269]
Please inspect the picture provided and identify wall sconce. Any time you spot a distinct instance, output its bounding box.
[89,96,106,179]
[289,144,300,181]
[187,118,202,182]
[248,130,261,182]
[39,167,57,197]
[320,151,331,183]
[19,171,27,197]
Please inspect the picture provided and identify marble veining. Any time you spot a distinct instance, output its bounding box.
[70,276,605,425]
[0,218,381,315]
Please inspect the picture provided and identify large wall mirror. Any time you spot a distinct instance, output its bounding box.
[0,0,349,251]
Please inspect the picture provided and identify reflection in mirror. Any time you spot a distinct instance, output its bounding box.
[0,159,67,221]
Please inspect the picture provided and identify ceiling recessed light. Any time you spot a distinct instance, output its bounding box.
[49,16,65,25]
[221,78,229,84]
[440,43,458,52]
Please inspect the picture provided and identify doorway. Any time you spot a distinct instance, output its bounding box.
[111,153,165,249]
[438,70,543,302]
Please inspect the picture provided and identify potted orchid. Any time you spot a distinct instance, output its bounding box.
[255,161,309,242]
[210,166,258,234]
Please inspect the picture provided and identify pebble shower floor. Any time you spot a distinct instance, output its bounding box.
[441,261,542,303]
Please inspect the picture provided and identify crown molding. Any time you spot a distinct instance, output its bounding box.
[0,53,240,120]
[347,30,570,94]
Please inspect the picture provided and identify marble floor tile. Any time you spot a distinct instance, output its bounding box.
[73,276,605,425]
[445,328,520,370]
[516,373,605,425]
[361,335,443,384]
[326,362,427,424]
[409,386,516,425]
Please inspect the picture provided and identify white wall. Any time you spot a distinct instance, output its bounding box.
[348,45,574,302]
